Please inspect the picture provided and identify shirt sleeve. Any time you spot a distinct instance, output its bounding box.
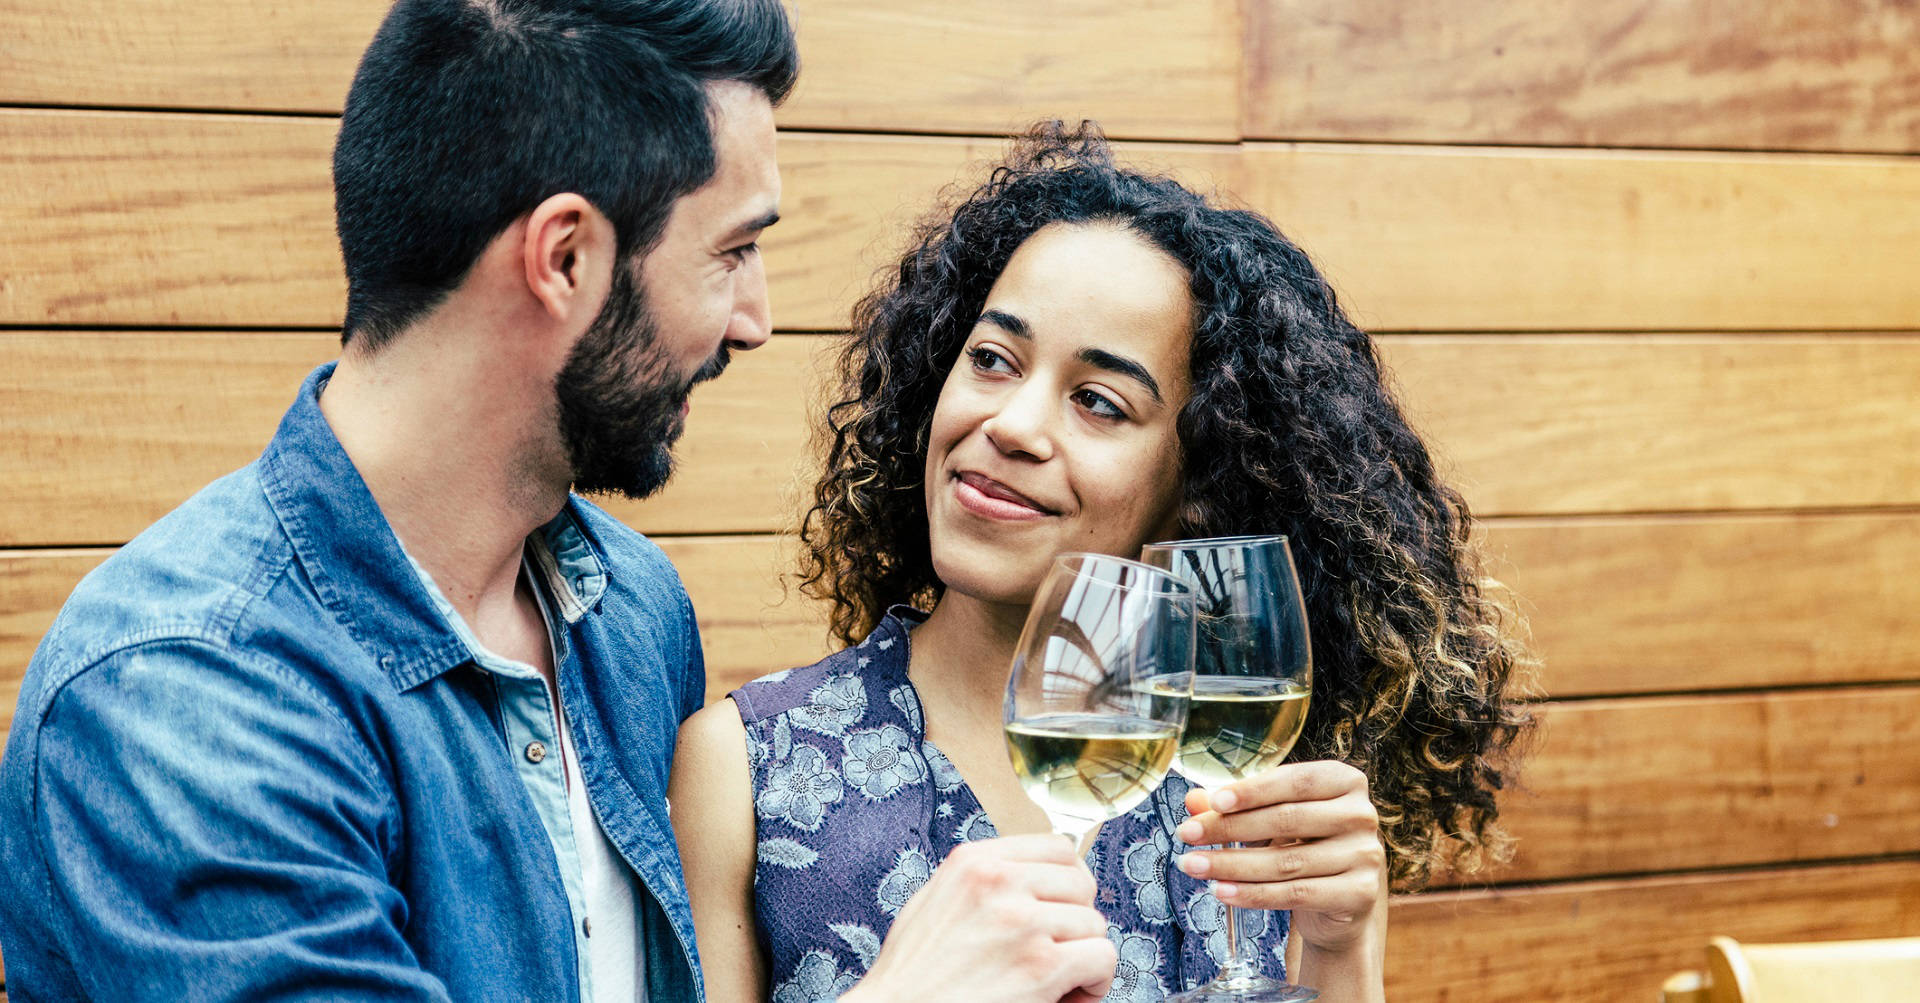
[24,637,452,1001]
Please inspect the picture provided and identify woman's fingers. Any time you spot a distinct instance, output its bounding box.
[1202,870,1385,915]
[1178,791,1377,846]
[1174,831,1381,884]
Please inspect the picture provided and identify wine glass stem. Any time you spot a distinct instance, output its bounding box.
[1216,840,1257,980]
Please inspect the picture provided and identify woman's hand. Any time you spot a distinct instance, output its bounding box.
[1173,760,1388,958]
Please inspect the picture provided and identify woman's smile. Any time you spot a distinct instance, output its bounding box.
[952,471,1057,521]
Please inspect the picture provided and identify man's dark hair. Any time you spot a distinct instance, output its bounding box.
[332,0,798,348]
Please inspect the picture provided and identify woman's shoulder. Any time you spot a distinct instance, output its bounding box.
[728,608,921,728]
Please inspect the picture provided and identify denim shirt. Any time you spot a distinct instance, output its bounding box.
[0,363,707,1002]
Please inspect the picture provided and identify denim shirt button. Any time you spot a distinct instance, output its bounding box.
[524,741,547,764]
[582,916,592,938]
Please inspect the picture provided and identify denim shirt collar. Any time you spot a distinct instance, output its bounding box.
[258,362,612,693]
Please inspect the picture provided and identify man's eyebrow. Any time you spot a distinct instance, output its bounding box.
[723,208,780,243]
[1079,347,1163,403]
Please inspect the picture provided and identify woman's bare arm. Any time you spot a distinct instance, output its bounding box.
[669,697,767,1003]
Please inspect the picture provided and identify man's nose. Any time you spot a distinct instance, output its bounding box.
[725,254,772,351]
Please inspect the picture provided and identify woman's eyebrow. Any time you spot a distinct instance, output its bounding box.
[978,308,1030,338]
[1078,347,1162,403]
[978,308,1164,403]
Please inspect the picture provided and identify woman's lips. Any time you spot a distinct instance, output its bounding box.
[954,472,1053,521]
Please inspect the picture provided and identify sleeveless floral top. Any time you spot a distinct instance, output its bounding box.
[728,608,1290,1002]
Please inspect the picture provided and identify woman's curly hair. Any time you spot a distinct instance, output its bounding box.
[796,122,1536,891]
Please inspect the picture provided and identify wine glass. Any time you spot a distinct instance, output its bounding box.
[1003,552,1198,852]
[1141,535,1317,1003]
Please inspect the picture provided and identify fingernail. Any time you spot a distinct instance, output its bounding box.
[1177,853,1208,876]
[1176,820,1203,843]
[1210,881,1238,900]
[1212,790,1238,812]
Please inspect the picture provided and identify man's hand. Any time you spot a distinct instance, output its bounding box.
[1173,760,1388,956]
[842,834,1117,1003]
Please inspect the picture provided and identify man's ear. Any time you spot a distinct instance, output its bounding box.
[522,192,613,323]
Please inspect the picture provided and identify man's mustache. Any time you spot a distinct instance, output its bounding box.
[688,346,732,389]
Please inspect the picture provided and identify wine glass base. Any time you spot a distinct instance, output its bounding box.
[1165,975,1319,1002]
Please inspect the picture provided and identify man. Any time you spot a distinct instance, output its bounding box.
[0,1,1115,1000]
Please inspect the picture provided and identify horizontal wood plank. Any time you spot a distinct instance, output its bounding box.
[9,111,1920,331]
[1240,145,1920,331]
[6,333,1918,547]
[1246,0,1920,153]
[0,0,1239,140]
[1485,511,1920,697]
[1497,687,1920,882]
[1390,858,1920,1003]
[1387,335,1920,514]
[0,0,379,112]
[780,0,1240,140]
[0,331,833,546]
[0,111,344,327]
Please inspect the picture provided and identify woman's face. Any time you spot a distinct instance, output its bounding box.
[924,221,1193,608]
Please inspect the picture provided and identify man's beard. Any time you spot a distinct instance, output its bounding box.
[554,262,729,500]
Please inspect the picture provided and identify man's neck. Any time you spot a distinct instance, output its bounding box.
[318,326,570,639]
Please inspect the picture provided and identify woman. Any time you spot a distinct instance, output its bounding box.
[670,124,1533,1002]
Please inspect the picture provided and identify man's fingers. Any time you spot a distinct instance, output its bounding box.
[1050,933,1119,1000]
[947,831,1087,864]
[1018,900,1111,941]
[932,840,1098,905]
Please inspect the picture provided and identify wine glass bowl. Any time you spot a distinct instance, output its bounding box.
[1003,553,1198,847]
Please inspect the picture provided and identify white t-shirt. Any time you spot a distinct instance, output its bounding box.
[558,703,646,1003]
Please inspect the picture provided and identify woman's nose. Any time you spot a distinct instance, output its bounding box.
[981,384,1055,461]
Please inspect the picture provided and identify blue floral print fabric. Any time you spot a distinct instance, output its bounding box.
[730,608,1290,1002]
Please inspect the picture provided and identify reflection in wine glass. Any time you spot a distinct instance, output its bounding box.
[1002,553,1197,849]
[1143,535,1317,1003]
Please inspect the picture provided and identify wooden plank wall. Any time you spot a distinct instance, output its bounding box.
[2,2,1918,999]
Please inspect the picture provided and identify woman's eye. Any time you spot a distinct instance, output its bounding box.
[1073,388,1124,419]
[968,346,1014,373]
[726,241,759,262]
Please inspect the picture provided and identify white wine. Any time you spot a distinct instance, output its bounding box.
[1004,714,1179,833]
[1161,676,1309,790]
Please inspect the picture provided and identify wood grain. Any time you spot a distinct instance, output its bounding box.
[0,0,380,112]
[0,331,835,546]
[12,111,1920,331]
[0,110,345,327]
[1245,0,1920,153]
[1483,511,1920,697]
[1496,687,1920,883]
[1390,858,1920,1003]
[1382,335,1920,514]
[779,0,1240,140]
[7,332,1918,547]
[0,0,1240,140]
[1240,145,1920,331]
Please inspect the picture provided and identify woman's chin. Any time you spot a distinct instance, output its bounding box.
[928,546,1045,611]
